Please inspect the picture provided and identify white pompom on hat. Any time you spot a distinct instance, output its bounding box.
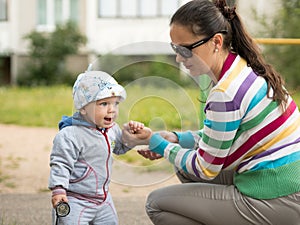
[72,71,126,110]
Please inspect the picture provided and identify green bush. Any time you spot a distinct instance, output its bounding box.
[18,21,87,86]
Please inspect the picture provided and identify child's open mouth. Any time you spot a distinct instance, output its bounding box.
[104,117,112,122]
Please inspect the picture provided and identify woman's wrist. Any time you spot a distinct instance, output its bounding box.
[142,129,153,145]
[149,133,169,155]
[172,131,195,148]
[159,131,178,143]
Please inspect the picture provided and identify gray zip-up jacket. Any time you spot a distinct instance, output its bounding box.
[48,112,131,203]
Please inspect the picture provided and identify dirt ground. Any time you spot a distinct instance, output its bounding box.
[0,124,179,225]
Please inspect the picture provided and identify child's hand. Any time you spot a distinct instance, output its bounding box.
[122,121,153,146]
[52,194,68,208]
[128,120,145,133]
[128,120,152,140]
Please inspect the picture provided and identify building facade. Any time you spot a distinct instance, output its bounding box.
[0,0,279,85]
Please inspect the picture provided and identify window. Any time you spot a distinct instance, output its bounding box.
[161,0,179,17]
[70,0,79,23]
[139,0,157,17]
[120,0,137,17]
[0,0,8,21]
[98,0,181,18]
[98,0,117,17]
[37,0,79,31]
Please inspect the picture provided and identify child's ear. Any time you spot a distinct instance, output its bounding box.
[80,108,87,115]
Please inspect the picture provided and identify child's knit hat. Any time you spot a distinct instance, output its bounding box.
[72,71,126,110]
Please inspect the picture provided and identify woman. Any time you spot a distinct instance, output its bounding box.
[123,0,300,224]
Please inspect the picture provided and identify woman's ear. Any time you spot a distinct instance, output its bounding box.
[213,33,224,50]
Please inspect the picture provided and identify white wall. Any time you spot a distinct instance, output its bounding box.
[0,0,281,56]
[85,0,187,55]
[86,0,281,55]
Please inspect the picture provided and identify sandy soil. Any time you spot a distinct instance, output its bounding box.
[0,123,179,196]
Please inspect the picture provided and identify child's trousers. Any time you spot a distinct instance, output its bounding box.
[146,169,300,225]
[53,193,118,225]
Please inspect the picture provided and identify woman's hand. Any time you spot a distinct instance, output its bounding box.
[137,131,178,160]
[159,131,178,143]
[137,149,163,160]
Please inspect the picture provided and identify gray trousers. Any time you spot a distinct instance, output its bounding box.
[145,169,300,225]
[53,193,118,225]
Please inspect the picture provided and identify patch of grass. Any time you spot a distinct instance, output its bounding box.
[0,157,12,187]
[0,214,17,225]
[38,188,51,193]
[292,92,300,104]
[0,173,10,184]
[122,188,130,193]
[114,149,173,173]
[3,182,16,189]
[114,150,154,166]
[118,84,202,131]
[6,156,24,170]
[0,85,202,130]
[0,86,74,127]
[0,156,24,191]
[1,85,300,129]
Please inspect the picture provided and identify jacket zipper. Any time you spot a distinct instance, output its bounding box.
[99,128,110,203]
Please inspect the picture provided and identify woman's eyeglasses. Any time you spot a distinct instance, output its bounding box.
[170,30,227,58]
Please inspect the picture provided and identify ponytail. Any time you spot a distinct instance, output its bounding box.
[214,0,288,107]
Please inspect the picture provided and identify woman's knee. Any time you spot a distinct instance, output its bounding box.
[145,189,160,214]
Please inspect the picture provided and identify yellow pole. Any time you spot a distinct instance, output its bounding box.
[255,38,300,45]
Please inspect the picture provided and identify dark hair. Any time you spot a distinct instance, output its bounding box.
[170,0,288,107]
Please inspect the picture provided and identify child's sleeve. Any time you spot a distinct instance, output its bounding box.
[48,130,79,190]
[112,124,132,155]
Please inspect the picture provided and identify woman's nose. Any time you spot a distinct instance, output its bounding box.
[176,53,186,63]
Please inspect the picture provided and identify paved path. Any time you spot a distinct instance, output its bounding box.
[0,193,152,225]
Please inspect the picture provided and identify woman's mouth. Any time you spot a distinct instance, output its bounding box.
[184,64,192,70]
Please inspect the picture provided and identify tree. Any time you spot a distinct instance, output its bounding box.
[18,21,87,86]
[258,0,300,89]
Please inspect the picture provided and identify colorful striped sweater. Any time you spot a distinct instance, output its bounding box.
[149,55,300,199]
